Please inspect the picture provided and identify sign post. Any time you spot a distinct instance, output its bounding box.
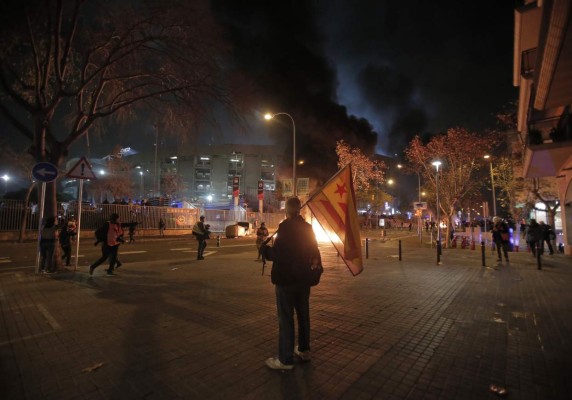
[32,162,59,273]
[233,176,240,209]
[413,202,428,244]
[257,180,264,221]
[66,157,96,272]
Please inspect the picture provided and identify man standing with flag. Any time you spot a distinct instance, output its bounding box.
[264,197,322,370]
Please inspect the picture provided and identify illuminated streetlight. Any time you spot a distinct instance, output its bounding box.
[1,174,9,194]
[432,160,442,264]
[483,155,497,217]
[264,112,296,197]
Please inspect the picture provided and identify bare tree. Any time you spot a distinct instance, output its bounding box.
[87,146,135,202]
[0,0,242,217]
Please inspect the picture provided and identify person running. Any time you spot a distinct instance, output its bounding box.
[127,222,136,243]
[526,219,543,257]
[89,213,124,276]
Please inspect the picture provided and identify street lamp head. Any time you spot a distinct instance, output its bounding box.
[1,174,9,182]
[264,113,273,120]
[431,160,442,170]
[387,179,394,185]
[397,164,403,169]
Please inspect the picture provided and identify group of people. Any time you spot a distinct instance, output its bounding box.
[490,216,557,263]
[525,219,556,256]
[39,217,77,273]
[40,203,324,373]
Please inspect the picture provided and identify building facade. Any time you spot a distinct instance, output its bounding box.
[513,0,572,254]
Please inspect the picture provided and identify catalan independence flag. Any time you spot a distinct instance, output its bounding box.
[307,164,363,276]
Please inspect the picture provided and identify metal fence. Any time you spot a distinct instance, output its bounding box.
[0,199,285,233]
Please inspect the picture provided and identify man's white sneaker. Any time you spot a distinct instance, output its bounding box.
[294,347,311,361]
[265,357,294,370]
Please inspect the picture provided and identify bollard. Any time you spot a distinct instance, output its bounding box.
[514,245,519,252]
[471,239,475,250]
[216,235,221,247]
[399,240,402,261]
[536,242,542,270]
[481,241,486,267]
[365,237,369,259]
[436,240,441,264]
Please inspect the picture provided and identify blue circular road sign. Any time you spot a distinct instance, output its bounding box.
[32,162,59,183]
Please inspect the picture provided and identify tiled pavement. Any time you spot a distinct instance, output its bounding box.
[1,239,571,400]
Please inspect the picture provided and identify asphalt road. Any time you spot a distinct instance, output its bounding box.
[0,235,262,272]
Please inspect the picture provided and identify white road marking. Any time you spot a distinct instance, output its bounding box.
[182,251,216,256]
[0,331,54,347]
[36,304,61,330]
[120,251,148,254]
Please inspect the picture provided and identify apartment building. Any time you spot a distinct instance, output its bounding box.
[513,0,572,254]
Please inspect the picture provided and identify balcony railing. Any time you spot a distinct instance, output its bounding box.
[527,109,572,145]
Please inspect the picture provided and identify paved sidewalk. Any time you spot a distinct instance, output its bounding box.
[1,240,571,399]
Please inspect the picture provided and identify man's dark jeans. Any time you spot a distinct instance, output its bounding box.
[91,244,110,270]
[107,245,119,272]
[275,285,311,365]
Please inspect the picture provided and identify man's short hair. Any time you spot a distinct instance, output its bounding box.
[285,197,301,217]
[200,216,205,221]
[110,213,119,221]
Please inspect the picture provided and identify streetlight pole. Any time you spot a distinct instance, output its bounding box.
[484,155,497,217]
[264,112,296,197]
[154,124,160,198]
[417,172,422,241]
[432,160,442,264]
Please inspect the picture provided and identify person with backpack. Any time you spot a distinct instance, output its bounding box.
[89,213,124,276]
[261,197,322,370]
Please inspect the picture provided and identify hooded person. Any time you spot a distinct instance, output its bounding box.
[264,197,322,370]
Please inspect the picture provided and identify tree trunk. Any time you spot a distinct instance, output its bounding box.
[18,182,36,243]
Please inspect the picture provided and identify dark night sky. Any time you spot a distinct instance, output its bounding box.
[1,0,518,183]
[201,0,518,180]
